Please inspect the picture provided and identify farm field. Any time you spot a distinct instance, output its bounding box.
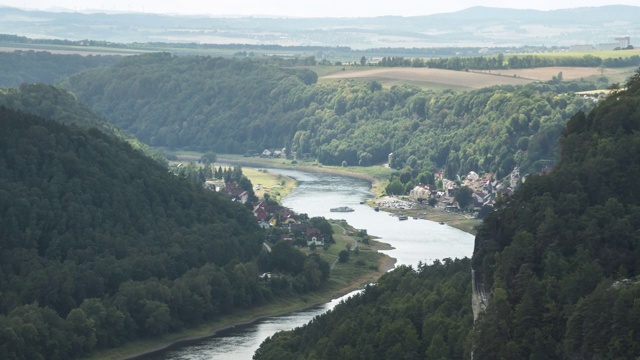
[320,66,637,90]
[0,43,149,56]
[320,67,533,90]
[485,66,636,82]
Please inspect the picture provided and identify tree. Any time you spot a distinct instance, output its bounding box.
[338,250,349,263]
[309,217,333,238]
[454,186,473,209]
[66,308,97,353]
[385,179,405,195]
[200,152,217,163]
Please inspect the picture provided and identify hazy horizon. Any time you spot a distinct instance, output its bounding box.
[1,0,639,18]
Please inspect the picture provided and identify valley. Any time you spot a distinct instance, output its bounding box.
[1,3,640,359]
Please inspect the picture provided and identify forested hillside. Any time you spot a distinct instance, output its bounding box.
[253,68,640,359]
[0,49,120,87]
[63,54,594,183]
[0,108,325,359]
[61,53,319,153]
[0,83,167,163]
[471,68,640,358]
[255,259,473,360]
[0,83,119,136]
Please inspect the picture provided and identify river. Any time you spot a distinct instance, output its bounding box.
[139,168,474,359]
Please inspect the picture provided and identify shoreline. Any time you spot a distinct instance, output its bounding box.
[218,156,479,235]
[372,195,481,235]
[216,155,379,184]
[116,249,395,360]
[91,216,396,360]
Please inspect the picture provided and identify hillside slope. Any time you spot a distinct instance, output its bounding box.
[63,54,594,181]
[0,107,265,358]
[472,68,640,358]
[0,83,166,163]
[0,48,121,88]
[252,68,640,359]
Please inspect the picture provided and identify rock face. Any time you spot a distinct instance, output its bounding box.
[471,236,491,321]
[471,269,490,321]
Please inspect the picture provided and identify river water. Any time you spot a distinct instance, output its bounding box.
[139,168,474,359]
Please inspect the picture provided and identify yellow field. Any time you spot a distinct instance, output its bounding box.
[241,167,296,202]
[320,67,533,90]
[478,66,636,82]
[320,65,638,90]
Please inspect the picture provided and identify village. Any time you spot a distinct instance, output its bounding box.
[205,148,524,239]
[205,174,332,249]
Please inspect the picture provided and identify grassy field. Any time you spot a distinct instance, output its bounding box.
[242,167,296,203]
[319,65,637,90]
[320,67,533,90]
[298,221,395,289]
[0,43,151,56]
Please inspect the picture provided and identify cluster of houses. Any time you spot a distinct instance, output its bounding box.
[205,178,326,247]
[204,180,253,204]
[260,148,287,158]
[408,168,520,217]
[253,201,326,246]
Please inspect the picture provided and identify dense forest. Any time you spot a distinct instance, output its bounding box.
[0,108,329,359]
[0,83,166,163]
[0,83,120,136]
[471,68,640,358]
[62,53,595,184]
[255,259,473,360]
[253,69,640,359]
[0,50,120,88]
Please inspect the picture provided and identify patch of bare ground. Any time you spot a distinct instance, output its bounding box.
[321,68,533,89]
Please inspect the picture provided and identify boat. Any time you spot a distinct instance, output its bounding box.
[359,201,365,204]
[374,207,380,212]
[439,222,445,225]
[398,215,408,221]
[330,206,355,212]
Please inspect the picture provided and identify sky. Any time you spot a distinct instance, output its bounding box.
[0,0,637,18]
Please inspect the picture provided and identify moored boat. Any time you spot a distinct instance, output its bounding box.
[330,206,355,212]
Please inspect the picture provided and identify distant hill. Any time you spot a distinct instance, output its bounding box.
[0,48,121,88]
[0,5,638,48]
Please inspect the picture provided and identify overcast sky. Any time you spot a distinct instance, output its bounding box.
[0,0,637,17]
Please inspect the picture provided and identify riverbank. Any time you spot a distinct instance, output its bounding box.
[218,155,480,235]
[216,154,386,185]
[372,195,481,235]
[89,222,395,360]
